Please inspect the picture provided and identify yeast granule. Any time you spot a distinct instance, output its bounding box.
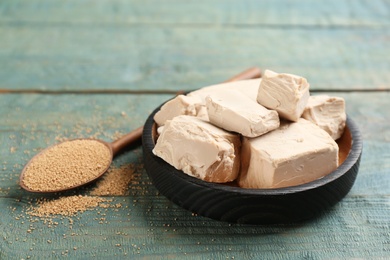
[22,139,112,192]
[25,164,135,219]
[27,195,112,217]
[90,164,134,196]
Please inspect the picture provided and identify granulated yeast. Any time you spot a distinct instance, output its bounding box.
[27,195,112,217]
[22,139,112,192]
[25,163,135,219]
[90,164,134,196]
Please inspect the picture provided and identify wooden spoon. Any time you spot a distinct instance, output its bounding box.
[19,67,262,193]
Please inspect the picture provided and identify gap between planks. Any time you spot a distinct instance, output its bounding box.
[1,21,389,30]
[0,89,185,95]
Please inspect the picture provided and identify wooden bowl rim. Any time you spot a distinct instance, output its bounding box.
[142,104,362,196]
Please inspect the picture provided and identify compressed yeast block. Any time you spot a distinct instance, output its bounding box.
[257,70,310,122]
[239,118,339,189]
[302,95,346,140]
[205,89,280,137]
[153,115,241,183]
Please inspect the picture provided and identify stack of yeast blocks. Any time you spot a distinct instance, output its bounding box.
[153,70,346,189]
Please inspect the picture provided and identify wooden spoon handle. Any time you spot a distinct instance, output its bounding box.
[111,67,262,155]
[111,126,143,155]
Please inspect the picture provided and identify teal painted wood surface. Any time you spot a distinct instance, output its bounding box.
[1,0,390,259]
[1,92,389,259]
[0,1,390,91]
[1,0,389,26]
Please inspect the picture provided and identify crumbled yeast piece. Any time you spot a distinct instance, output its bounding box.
[154,79,262,126]
[239,118,339,189]
[153,115,241,183]
[302,95,346,140]
[257,69,310,122]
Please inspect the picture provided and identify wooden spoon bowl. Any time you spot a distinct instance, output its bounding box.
[19,127,143,193]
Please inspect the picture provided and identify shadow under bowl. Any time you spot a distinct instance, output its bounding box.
[142,105,363,225]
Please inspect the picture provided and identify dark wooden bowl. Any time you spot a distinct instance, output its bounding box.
[142,104,363,224]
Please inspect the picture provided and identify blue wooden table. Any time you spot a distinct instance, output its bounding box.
[1,1,389,259]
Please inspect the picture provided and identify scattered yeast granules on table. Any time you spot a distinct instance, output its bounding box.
[27,195,112,217]
[22,139,112,192]
[25,163,136,219]
[90,164,135,196]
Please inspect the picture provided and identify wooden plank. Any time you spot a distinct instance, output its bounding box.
[0,92,389,258]
[1,25,389,91]
[0,196,389,259]
[1,0,389,27]
[332,92,390,196]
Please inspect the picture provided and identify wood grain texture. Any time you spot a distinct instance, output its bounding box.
[1,0,389,27]
[0,1,389,91]
[1,0,390,258]
[0,92,389,258]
